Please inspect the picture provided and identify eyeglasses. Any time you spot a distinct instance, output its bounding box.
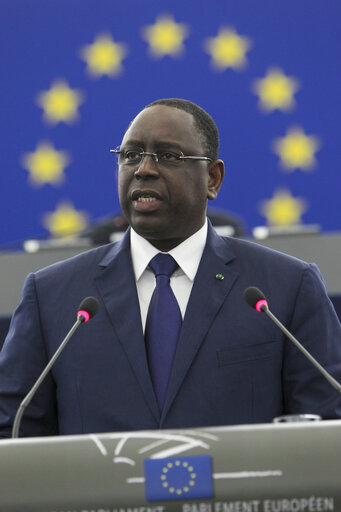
[110,146,212,168]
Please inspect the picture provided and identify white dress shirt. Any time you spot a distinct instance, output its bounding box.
[130,220,208,332]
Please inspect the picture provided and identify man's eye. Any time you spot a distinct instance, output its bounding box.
[124,150,141,161]
[159,151,180,161]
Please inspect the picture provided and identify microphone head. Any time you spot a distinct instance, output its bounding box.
[244,287,268,312]
[77,296,99,322]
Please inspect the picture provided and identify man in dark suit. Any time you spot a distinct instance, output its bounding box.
[0,98,340,437]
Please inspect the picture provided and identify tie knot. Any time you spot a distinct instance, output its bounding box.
[149,253,178,278]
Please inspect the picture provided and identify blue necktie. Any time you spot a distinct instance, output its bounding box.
[145,253,182,411]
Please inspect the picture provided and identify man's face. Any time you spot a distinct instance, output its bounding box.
[118,105,222,250]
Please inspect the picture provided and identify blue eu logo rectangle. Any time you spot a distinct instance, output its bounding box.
[144,455,213,501]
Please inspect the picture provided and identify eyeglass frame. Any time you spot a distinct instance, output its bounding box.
[110,146,213,166]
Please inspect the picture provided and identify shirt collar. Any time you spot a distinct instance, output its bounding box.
[130,219,208,282]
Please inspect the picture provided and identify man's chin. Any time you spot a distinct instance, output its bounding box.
[130,219,180,248]
[132,220,170,240]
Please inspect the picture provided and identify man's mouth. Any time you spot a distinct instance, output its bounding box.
[131,191,163,212]
[136,195,157,203]
[131,189,162,200]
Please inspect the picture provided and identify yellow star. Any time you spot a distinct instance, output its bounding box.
[37,80,84,124]
[273,127,321,171]
[205,27,252,70]
[21,142,69,186]
[81,34,127,77]
[43,202,88,238]
[142,15,189,57]
[253,68,300,112]
[260,188,307,226]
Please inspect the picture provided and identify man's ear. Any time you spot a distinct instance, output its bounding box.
[207,160,225,200]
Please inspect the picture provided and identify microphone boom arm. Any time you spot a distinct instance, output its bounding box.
[261,304,341,395]
[12,316,84,439]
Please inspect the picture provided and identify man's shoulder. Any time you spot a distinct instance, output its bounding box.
[34,241,120,281]
[217,234,311,271]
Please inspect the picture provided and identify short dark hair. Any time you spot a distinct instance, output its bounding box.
[144,98,219,161]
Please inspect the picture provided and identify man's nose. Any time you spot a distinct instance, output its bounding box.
[134,153,159,179]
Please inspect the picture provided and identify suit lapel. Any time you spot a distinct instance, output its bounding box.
[92,225,239,426]
[94,231,160,422]
[161,225,239,422]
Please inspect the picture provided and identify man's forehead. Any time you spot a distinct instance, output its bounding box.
[133,104,193,124]
[122,105,200,147]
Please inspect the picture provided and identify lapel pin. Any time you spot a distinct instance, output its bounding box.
[215,273,224,281]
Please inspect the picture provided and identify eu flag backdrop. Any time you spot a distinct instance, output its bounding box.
[1,0,340,246]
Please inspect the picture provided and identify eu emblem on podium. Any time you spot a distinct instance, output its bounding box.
[144,455,214,501]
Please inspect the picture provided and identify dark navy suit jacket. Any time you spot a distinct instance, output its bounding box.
[0,224,341,437]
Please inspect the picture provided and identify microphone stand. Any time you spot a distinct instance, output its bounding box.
[12,316,84,439]
[261,303,341,395]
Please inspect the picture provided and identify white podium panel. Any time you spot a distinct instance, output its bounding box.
[0,420,341,512]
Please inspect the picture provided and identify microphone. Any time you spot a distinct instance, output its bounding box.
[77,296,99,323]
[244,286,341,395]
[11,296,99,438]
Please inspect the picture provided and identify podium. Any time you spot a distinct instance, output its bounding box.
[1,420,340,512]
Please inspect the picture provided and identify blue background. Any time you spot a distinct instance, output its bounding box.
[1,0,340,246]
